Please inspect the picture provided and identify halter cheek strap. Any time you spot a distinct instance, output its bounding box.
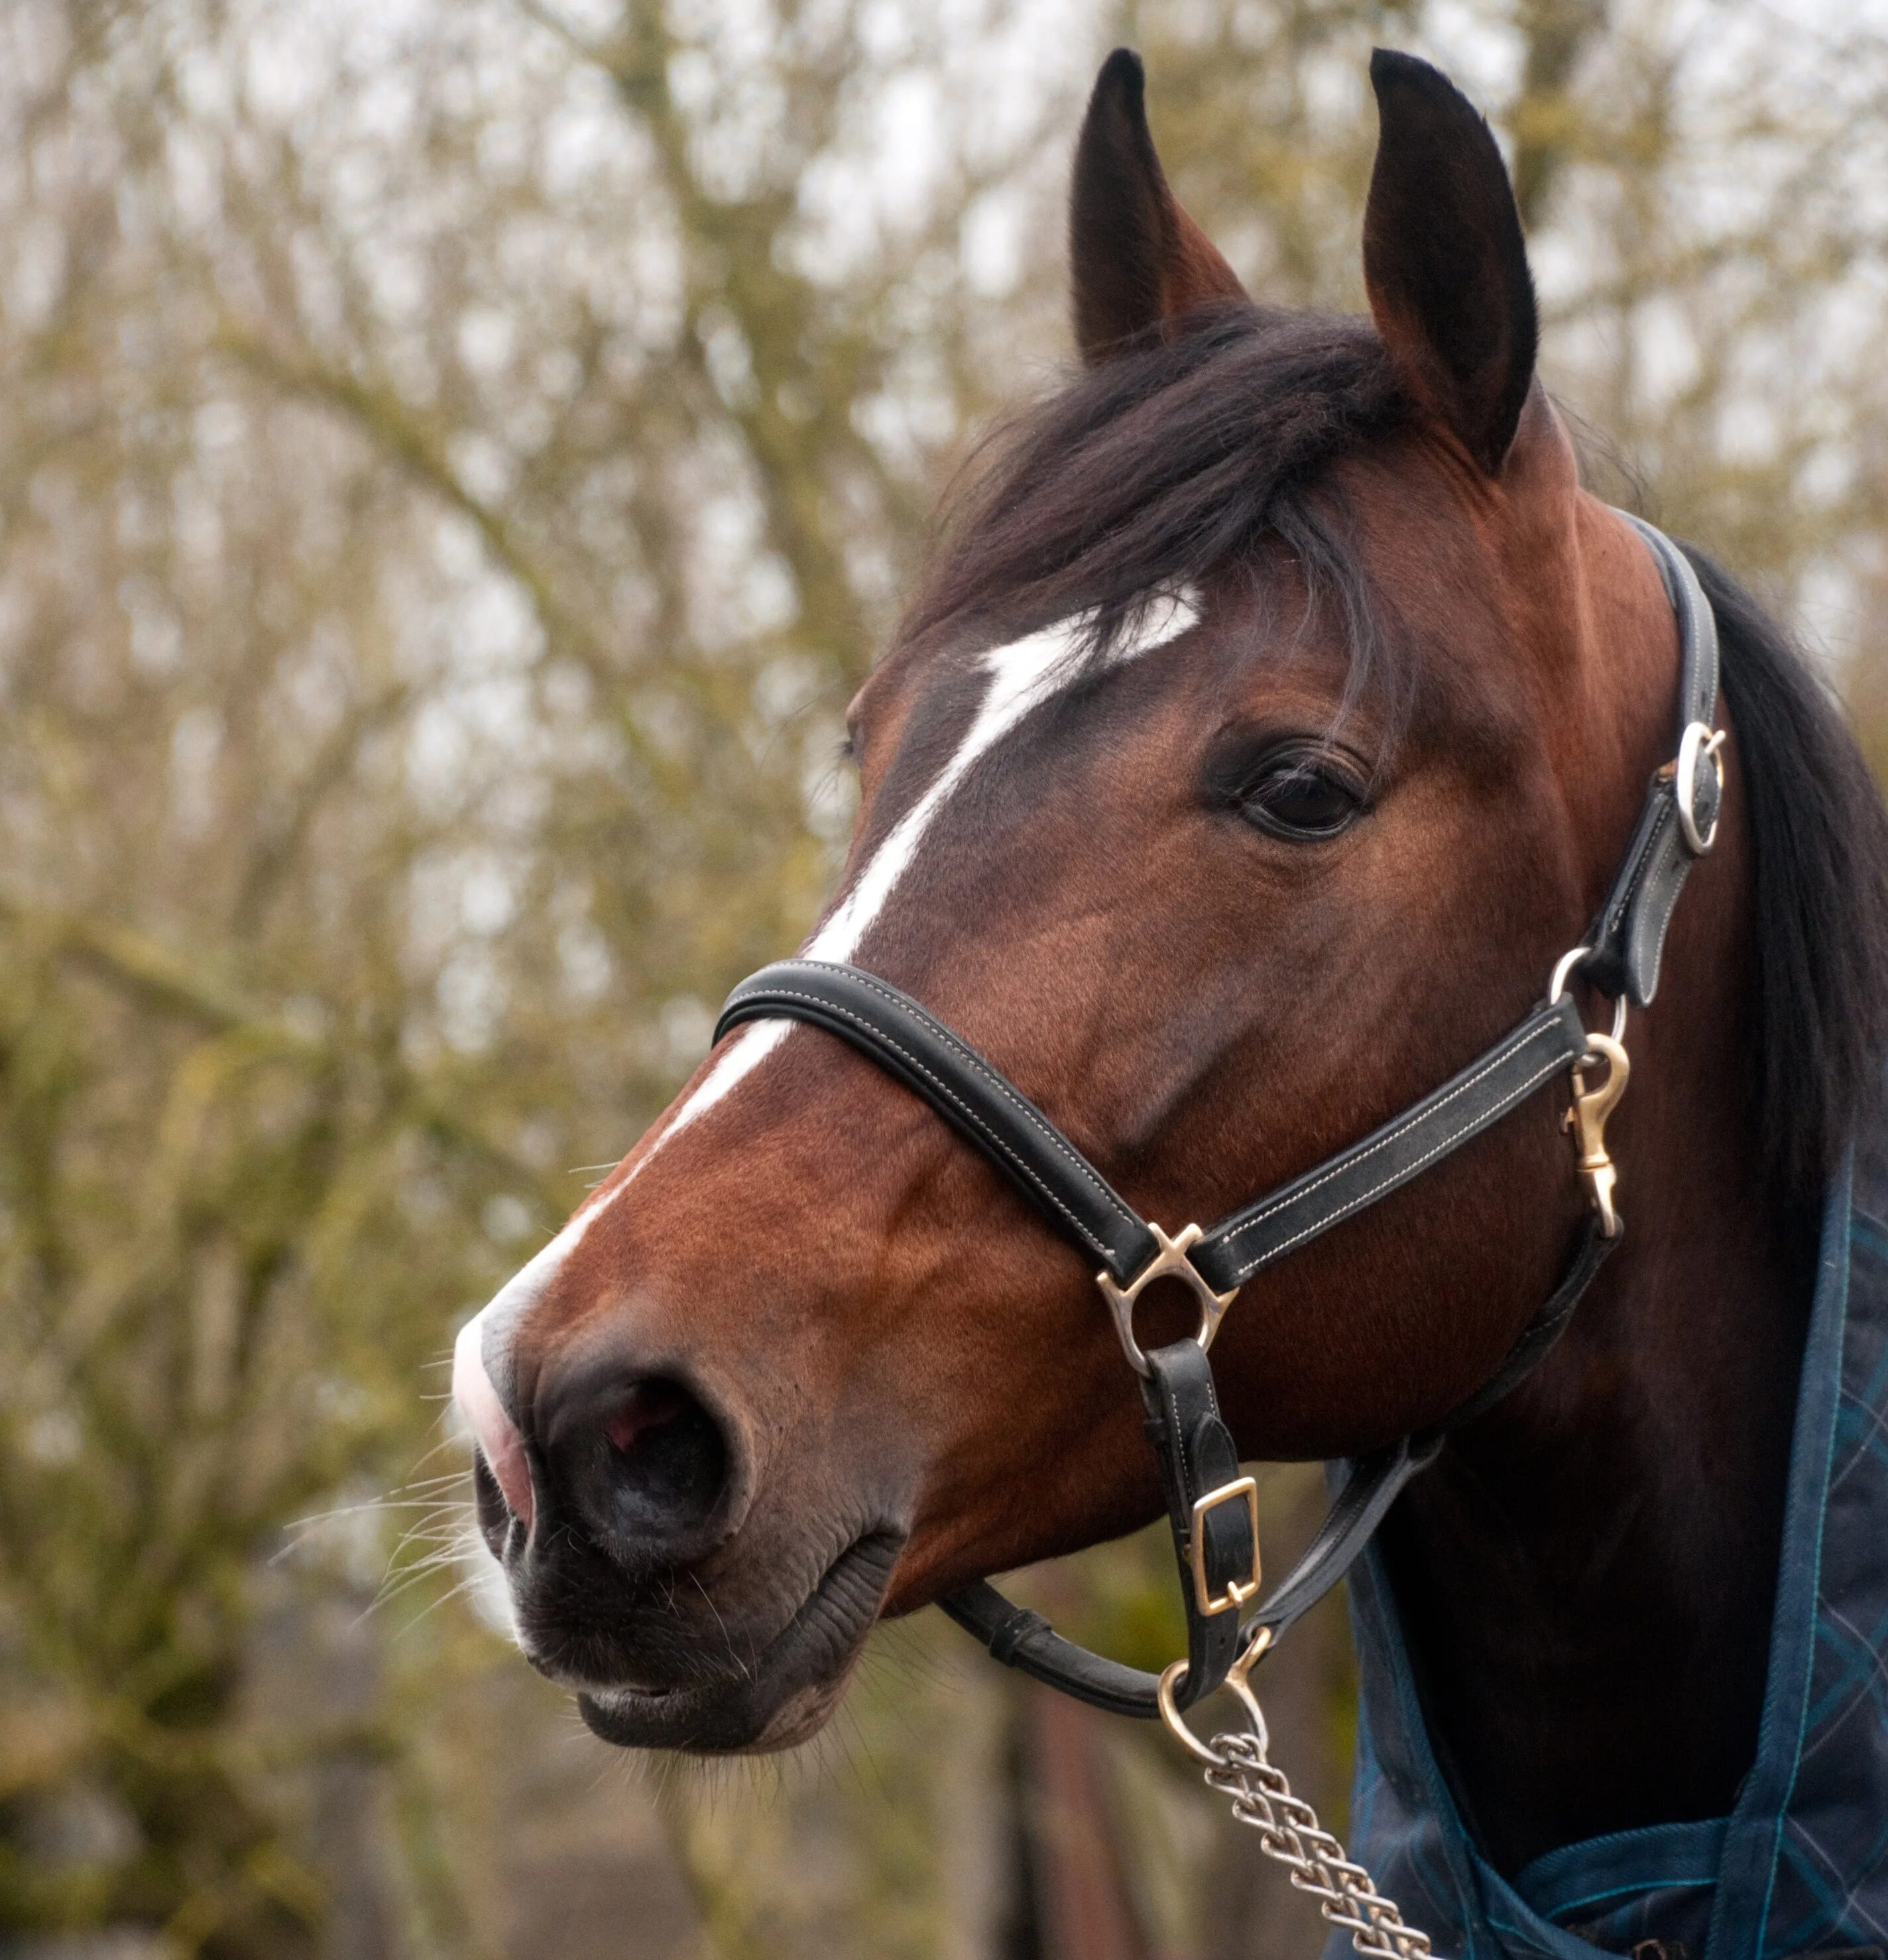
[1585,514,1726,1005]
[714,516,1720,1718]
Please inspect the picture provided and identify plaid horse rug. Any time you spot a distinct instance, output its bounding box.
[1338,1118,1888,1960]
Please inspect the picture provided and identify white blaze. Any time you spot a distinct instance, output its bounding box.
[453,589,1200,1405]
[642,588,1199,1159]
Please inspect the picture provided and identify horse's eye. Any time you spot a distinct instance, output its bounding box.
[1236,750,1366,840]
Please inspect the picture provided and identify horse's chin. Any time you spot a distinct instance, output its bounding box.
[577,1669,854,1754]
[560,1529,902,1754]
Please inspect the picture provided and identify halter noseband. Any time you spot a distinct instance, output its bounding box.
[715,514,1723,1717]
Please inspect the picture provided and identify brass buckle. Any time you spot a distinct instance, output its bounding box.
[1189,1475,1262,1617]
[1096,1222,1241,1377]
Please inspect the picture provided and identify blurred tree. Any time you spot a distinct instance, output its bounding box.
[0,0,1059,1950]
[2,0,1887,1956]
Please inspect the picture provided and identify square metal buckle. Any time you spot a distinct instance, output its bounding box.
[1189,1475,1261,1617]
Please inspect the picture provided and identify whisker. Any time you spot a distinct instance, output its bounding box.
[687,1573,750,1683]
[392,1568,487,1633]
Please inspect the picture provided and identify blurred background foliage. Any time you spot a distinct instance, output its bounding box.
[1,0,1885,1955]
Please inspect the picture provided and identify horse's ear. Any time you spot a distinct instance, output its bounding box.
[1069,49,1248,364]
[1362,50,1539,474]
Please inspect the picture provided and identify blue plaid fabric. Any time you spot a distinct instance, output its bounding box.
[1332,1122,1888,1960]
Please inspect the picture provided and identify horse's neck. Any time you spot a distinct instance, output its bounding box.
[1380,811,1813,1873]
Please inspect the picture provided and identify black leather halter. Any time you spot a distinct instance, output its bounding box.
[715,515,1723,1717]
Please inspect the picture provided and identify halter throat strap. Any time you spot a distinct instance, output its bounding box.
[712,516,1720,1719]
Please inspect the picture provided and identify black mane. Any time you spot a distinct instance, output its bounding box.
[1689,550,1888,1217]
[907,306,1888,1219]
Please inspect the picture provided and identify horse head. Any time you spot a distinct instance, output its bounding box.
[453,50,1738,1756]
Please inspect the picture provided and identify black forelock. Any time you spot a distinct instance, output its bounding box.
[906,304,1411,706]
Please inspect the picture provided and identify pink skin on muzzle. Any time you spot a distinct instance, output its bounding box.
[453,1314,535,1532]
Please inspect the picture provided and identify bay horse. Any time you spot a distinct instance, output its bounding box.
[453,46,1888,1955]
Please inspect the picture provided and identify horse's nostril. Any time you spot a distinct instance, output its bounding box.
[473,1450,512,1557]
[544,1370,730,1564]
[603,1379,689,1458]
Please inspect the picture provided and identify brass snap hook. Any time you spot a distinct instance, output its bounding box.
[1564,1033,1630,1238]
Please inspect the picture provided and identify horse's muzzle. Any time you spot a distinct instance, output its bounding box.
[455,1312,904,1751]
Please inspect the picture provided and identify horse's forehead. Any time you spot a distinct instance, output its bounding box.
[863,590,1202,853]
[865,593,1203,805]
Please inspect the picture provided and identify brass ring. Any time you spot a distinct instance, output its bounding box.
[1096,1222,1241,1377]
[1156,1653,1271,1766]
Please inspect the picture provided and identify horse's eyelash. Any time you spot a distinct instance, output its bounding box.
[837,731,859,766]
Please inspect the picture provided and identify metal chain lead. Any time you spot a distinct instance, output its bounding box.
[1200,1727,1432,1960]
[1159,1656,1431,1960]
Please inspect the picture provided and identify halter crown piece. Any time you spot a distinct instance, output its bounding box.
[716,516,1723,1952]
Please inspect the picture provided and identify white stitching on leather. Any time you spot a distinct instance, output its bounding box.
[735,984,1118,1261]
[1602,524,1717,997]
[1227,1059,1574,1281]
[789,963,1144,1236]
[1160,1372,1187,1497]
[1645,849,1681,992]
[1224,1045,1574,1284]
[1602,805,1664,940]
[1216,1014,1566,1245]
[1215,1017,1576,1281]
